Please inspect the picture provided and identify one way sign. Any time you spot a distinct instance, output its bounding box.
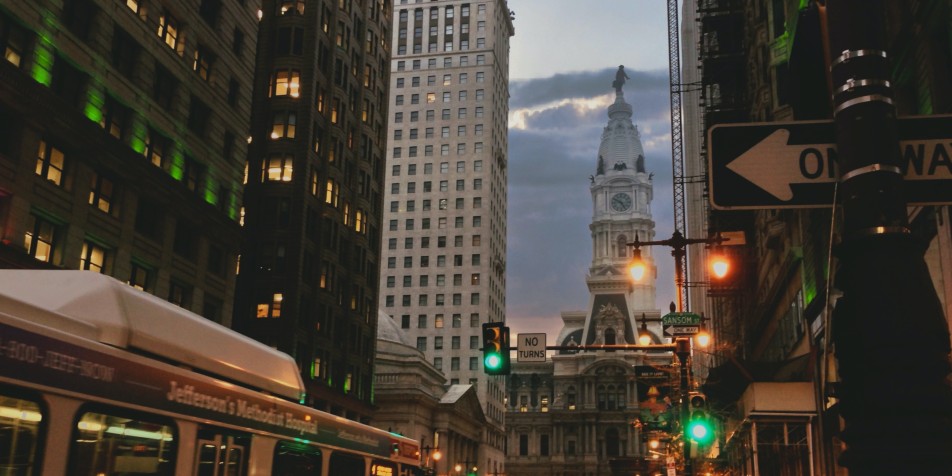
[708,115,952,209]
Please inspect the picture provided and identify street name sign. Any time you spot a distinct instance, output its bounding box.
[661,312,702,326]
[517,333,546,362]
[708,114,952,209]
[663,325,700,337]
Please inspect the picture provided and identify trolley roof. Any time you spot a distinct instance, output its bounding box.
[0,270,305,400]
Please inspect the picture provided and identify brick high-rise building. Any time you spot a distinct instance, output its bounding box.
[233,0,392,423]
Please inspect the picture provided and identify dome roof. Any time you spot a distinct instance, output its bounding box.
[376,311,415,347]
[596,91,647,174]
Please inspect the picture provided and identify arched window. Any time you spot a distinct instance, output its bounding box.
[617,235,627,257]
[604,327,616,345]
[566,386,577,410]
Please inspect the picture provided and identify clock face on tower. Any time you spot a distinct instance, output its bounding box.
[611,193,632,212]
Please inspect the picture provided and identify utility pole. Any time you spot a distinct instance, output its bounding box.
[826,1,952,473]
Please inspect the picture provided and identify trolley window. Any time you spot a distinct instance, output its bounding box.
[0,391,44,476]
[69,408,176,475]
[272,441,322,476]
[329,451,365,475]
[194,427,249,476]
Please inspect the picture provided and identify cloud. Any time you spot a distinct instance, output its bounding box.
[510,68,669,111]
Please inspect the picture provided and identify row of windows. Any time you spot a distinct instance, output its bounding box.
[119,0,250,99]
[393,107,484,125]
[397,1,487,15]
[24,212,223,317]
[387,273,481,288]
[387,235,482,252]
[253,159,369,234]
[392,160,484,175]
[384,291,481,307]
[392,142,484,158]
[394,125,484,143]
[395,88,485,105]
[398,4,477,21]
[398,20,486,38]
[387,216,482,232]
[38,118,227,207]
[396,55,487,73]
[396,73,488,90]
[389,197,483,214]
[431,355,480,371]
[397,37,486,55]
[388,179,483,195]
[400,313,480,329]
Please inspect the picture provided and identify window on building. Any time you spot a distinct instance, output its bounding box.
[35,140,66,186]
[157,10,181,52]
[24,214,59,264]
[88,172,115,215]
[271,111,297,139]
[193,44,215,81]
[270,69,301,97]
[263,155,294,182]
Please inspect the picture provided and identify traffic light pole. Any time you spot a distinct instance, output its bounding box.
[826,1,952,473]
[675,338,692,476]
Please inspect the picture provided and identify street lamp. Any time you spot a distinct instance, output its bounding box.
[628,230,728,476]
[627,231,729,312]
[419,436,442,476]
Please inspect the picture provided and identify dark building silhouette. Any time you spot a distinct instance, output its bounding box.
[233,0,392,423]
[0,0,256,325]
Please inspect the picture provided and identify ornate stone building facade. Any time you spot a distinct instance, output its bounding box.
[373,311,485,476]
[505,76,669,476]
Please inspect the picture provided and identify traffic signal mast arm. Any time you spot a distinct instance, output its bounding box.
[534,344,677,353]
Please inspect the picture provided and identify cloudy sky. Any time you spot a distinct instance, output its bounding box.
[504,0,678,339]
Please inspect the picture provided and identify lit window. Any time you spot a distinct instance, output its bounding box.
[24,215,57,263]
[256,293,284,318]
[143,129,166,168]
[35,140,65,186]
[80,241,106,273]
[278,0,305,15]
[193,45,214,81]
[157,12,180,52]
[271,111,297,139]
[263,155,293,182]
[270,69,301,97]
[88,172,115,214]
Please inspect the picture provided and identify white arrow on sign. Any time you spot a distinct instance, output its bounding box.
[726,130,952,201]
[725,129,834,201]
[663,325,699,336]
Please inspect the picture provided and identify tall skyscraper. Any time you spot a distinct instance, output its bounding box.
[381,0,514,472]
[0,0,254,324]
[234,0,392,423]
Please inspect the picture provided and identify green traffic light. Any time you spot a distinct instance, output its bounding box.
[484,353,502,369]
[687,418,714,444]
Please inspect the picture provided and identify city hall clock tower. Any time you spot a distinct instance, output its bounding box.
[580,69,660,345]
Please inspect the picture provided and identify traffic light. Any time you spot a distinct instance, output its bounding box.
[685,392,715,445]
[482,322,510,375]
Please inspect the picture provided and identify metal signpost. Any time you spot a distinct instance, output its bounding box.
[708,114,952,209]
[661,312,702,337]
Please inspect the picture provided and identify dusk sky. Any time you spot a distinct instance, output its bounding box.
[504,0,678,340]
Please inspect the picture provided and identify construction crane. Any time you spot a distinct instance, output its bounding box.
[665,0,688,309]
